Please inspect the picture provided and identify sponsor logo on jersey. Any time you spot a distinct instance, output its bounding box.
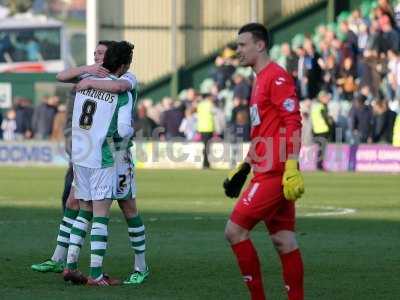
[283,98,296,112]
[243,183,260,206]
[275,77,286,85]
[243,275,253,282]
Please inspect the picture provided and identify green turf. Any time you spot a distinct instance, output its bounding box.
[0,167,399,299]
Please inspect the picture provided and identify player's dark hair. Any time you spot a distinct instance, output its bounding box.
[238,23,271,50]
[102,41,134,73]
[98,40,113,48]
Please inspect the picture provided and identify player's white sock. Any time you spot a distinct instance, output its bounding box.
[127,215,147,272]
[52,245,68,262]
[51,208,79,262]
[135,253,146,272]
[90,216,109,279]
[66,209,92,269]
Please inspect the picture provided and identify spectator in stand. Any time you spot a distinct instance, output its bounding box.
[142,98,162,125]
[348,9,365,35]
[160,97,185,140]
[210,82,225,104]
[359,85,374,104]
[318,40,331,61]
[371,98,397,143]
[360,49,381,97]
[339,20,359,61]
[229,99,251,168]
[212,98,226,139]
[324,27,337,47]
[50,104,66,141]
[320,54,339,98]
[135,103,158,139]
[32,95,59,140]
[295,46,308,100]
[231,102,250,142]
[376,0,396,26]
[1,109,17,141]
[357,22,369,55]
[131,1,400,150]
[14,97,33,140]
[337,56,358,101]
[378,14,399,54]
[365,19,381,53]
[304,38,323,99]
[349,94,373,144]
[232,72,251,101]
[182,88,198,110]
[197,94,215,169]
[179,107,198,141]
[281,42,298,77]
[211,54,235,90]
[311,91,334,169]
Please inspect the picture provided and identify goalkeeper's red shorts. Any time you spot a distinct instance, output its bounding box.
[229,175,295,234]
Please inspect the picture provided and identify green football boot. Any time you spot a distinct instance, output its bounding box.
[123,267,149,285]
[31,260,65,273]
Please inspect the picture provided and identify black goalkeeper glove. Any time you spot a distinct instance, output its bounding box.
[223,162,251,198]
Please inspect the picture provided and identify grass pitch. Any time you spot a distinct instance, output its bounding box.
[0,167,399,299]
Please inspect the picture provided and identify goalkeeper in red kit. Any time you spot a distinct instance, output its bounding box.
[223,23,304,300]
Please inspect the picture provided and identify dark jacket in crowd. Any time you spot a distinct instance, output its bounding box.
[211,64,236,90]
[135,116,158,139]
[32,103,57,139]
[343,29,359,59]
[372,109,397,143]
[349,102,373,143]
[15,104,33,135]
[160,107,184,140]
[305,53,323,99]
[379,29,400,53]
[233,80,251,100]
[286,53,299,77]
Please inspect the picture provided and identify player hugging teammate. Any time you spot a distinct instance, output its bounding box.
[32,41,149,286]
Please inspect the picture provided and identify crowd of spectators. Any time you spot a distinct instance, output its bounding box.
[133,0,400,147]
[0,95,66,141]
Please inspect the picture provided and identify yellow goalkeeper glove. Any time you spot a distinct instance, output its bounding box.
[223,162,251,198]
[282,159,304,201]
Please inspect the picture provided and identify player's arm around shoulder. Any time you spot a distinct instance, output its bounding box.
[75,72,137,93]
[56,64,109,83]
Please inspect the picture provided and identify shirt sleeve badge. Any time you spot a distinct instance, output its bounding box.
[283,98,296,112]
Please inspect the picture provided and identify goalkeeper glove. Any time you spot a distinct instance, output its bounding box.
[282,159,305,201]
[223,162,251,198]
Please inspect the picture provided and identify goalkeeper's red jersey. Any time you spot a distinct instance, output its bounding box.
[248,61,302,179]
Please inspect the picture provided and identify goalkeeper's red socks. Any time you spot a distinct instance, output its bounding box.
[231,239,266,300]
[279,248,304,300]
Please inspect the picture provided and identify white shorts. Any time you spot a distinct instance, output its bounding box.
[113,150,136,200]
[73,164,114,201]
